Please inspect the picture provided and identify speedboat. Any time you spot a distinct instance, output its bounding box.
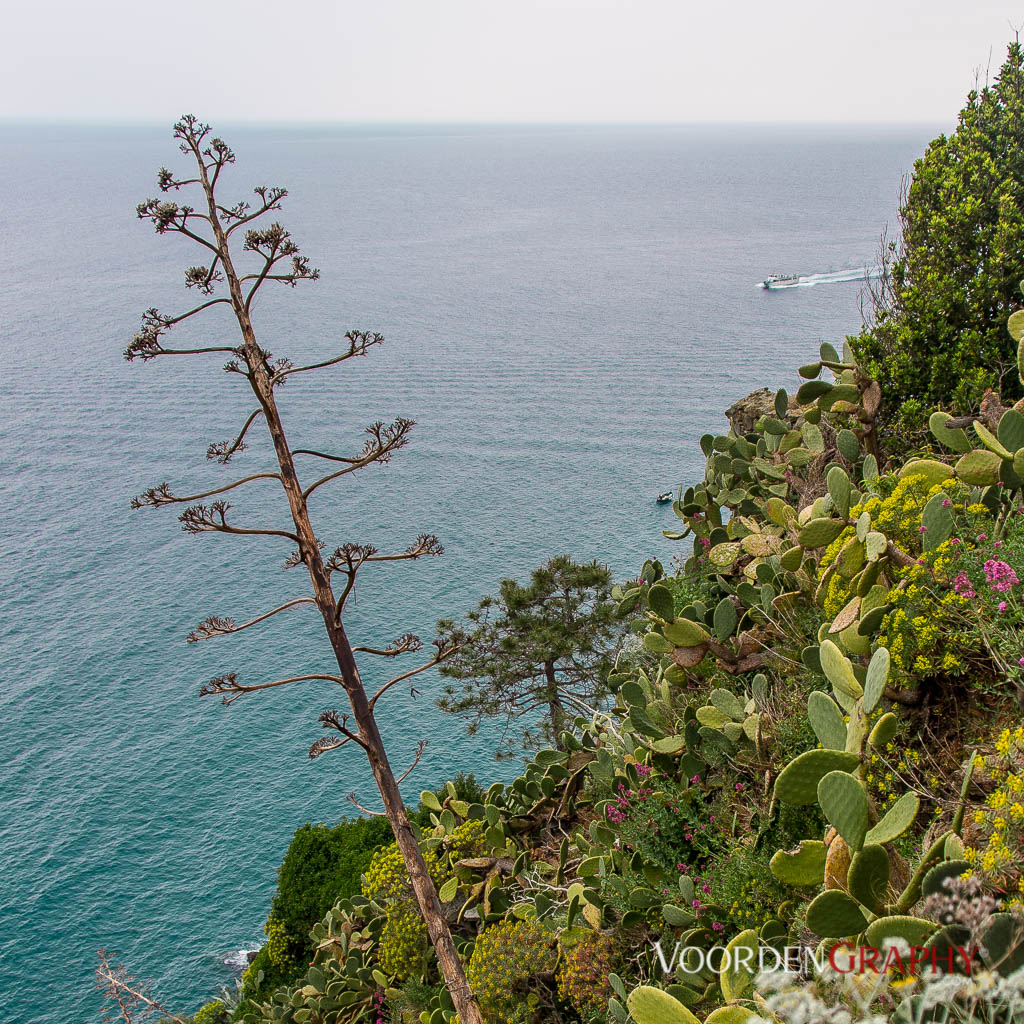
[656,492,673,504]
[760,274,800,289]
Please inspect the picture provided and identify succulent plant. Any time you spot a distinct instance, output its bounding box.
[766,641,984,949]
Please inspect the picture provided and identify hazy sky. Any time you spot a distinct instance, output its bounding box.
[3,1,1023,123]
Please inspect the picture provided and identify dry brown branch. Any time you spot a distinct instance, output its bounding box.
[126,115,484,1023]
[186,597,316,643]
[199,671,344,705]
[96,951,187,1024]
[347,740,428,814]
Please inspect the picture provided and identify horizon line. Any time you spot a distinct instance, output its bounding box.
[0,116,951,131]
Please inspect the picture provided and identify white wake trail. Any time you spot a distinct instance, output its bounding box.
[757,267,881,289]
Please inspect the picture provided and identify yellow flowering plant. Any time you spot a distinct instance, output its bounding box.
[964,730,1024,898]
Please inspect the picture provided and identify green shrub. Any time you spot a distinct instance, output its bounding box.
[462,920,557,1024]
[362,841,442,902]
[556,931,617,1015]
[378,900,430,979]
[362,841,443,982]
[854,38,1024,433]
[270,816,392,945]
[413,771,487,826]
[263,914,296,972]
[193,999,228,1024]
[445,817,488,862]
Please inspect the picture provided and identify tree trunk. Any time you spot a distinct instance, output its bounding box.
[544,659,566,748]
[194,156,483,1024]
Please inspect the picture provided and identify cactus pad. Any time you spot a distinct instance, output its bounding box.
[719,928,759,1002]
[805,889,869,938]
[898,458,955,489]
[648,584,675,621]
[956,448,1002,485]
[818,639,863,700]
[999,409,1024,453]
[798,518,846,550]
[625,986,700,1024]
[862,646,890,714]
[928,412,971,453]
[818,770,869,851]
[664,618,709,647]
[774,749,859,805]
[863,915,936,949]
[769,840,827,885]
[868,713,899,748]
[847,844,890,912]
[808,691,847,750]
[837,429,861,463]
[865,791,919,846]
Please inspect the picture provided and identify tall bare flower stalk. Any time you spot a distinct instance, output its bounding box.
[127,115,482,1024]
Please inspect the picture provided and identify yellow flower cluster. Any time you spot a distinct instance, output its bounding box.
[818,477,959,620]
[363,841,444,982]
[378,900,429,979]
[556,932,616,1013]
[193,1000,227,1024]
[878,537,972,681]
[872,475,959,544]
[264,913,296,970]
[464,919,557,1024]
[446,818,488,863]
[964,728,1024,895]
[865,743,943,813]
[363,842,441,902]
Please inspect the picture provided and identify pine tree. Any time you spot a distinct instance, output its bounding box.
[436,556,622,758]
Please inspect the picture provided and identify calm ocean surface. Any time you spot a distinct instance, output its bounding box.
[0,122,936,1020]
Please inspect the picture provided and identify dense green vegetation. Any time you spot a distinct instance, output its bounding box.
[854,40,1024,440]
[187,39,1024,1024]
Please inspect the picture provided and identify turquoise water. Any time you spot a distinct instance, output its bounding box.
[0,123,935,1020]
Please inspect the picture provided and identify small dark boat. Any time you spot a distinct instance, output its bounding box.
[656,492,673,504]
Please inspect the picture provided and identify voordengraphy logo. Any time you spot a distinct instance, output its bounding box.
[654,942,979,977]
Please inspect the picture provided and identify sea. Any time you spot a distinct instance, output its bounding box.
[0,122,938,1021]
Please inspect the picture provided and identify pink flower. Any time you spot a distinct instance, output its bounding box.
[984,559,1019,593]
[735,782,744,791]
[979,534,989,542]
[942,499,953,508]
[919,525,927,534]
[1000,601,1008,612]
[953,571,977,599]
[690,774,701,784]
[712,921,724,932]
[1018,656,1024,668]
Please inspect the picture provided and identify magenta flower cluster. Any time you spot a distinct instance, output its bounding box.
[984,559,1020,593]
[953,571,976,599]
[606,781,653,824]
